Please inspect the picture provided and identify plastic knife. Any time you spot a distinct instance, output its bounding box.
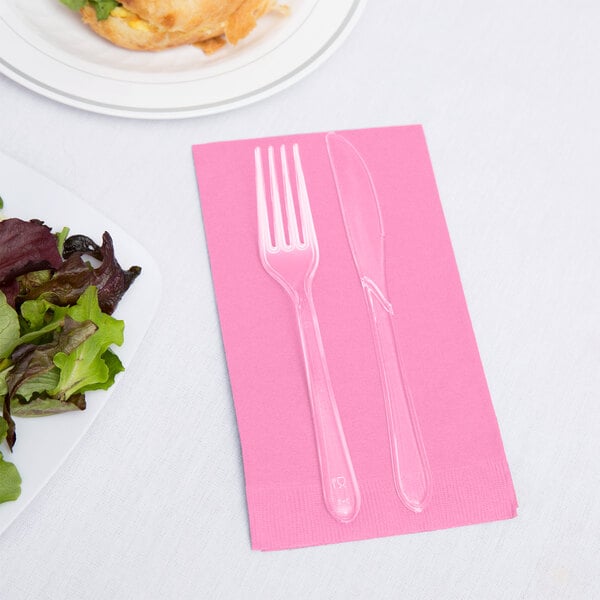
[326,132,430,512]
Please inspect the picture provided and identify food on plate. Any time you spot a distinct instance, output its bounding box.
[59,0,289,54]
[0,213,141,504]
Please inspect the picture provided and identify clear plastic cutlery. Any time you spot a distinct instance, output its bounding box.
[327,132,431,512]
[255,143,361,523]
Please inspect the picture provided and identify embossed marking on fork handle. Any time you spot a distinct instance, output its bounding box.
[295,290,361,523]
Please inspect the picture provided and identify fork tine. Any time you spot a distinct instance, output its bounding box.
[254,146,271,251]
[267,146,286,249]
[280,145,301,248]
[292,143,316,246]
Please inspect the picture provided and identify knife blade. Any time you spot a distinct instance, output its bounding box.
[326,132,430,512]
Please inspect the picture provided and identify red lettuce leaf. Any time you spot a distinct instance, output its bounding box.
[19,232,141,315]
[0,219,62,305]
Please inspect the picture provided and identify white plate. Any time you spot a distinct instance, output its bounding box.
[0,0,367,119]
[0,151,162,535]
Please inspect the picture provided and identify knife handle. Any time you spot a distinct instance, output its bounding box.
[294,289,361,523]
[364,282,431,512]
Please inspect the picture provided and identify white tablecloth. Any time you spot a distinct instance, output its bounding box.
[1,1,598,598]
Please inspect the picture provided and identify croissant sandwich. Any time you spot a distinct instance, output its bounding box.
[59,0,288,54]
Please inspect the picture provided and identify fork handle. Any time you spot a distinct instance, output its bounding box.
[295,290,361,523]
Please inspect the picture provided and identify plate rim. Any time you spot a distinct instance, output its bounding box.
[0,0,367,119]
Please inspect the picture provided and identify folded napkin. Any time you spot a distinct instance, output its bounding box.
[193,125,517,551]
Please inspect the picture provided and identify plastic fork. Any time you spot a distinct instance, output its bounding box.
[255,143,361,523]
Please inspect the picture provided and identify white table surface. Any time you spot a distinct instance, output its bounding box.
[1,1,599,598]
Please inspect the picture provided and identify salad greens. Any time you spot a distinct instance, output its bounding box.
[0,212,140,504]
[59,0,122,21]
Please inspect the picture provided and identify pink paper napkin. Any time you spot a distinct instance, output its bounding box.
[192,125,517,551]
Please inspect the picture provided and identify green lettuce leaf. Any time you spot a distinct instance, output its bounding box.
[20,297,69,332]
[51,286,124,400]
[56,227,70,256]
[0,418,21,503]
[89,0,120,20]
[0,366,8,397]
[13,368,60,401]
[59,0,87,9]
[0,453,21,503]
[58,0,120,21]
[0,291,19,360]
[78,348,124,393]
